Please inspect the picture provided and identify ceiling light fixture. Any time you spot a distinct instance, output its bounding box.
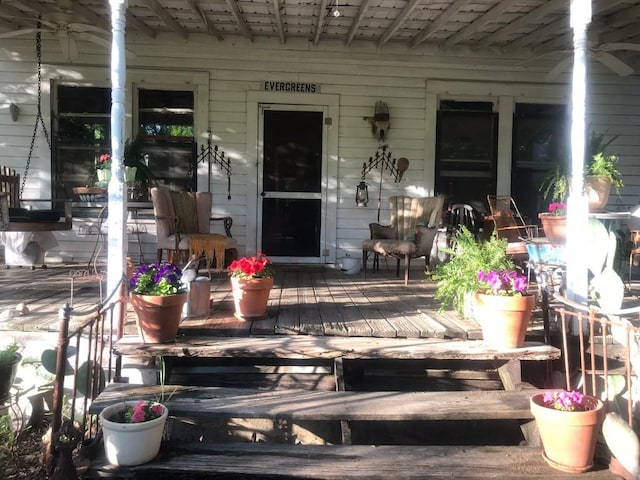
[332,0,341,17]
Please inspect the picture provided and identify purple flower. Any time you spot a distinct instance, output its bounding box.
[542,390,587,412]
[476,269,528,296]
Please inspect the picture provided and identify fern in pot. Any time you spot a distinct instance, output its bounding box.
[431,226,514,317]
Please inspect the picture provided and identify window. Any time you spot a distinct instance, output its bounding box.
[136,89,196,192]
[53,86,111,199]
[511,103,569,223]
[435,101,498,207]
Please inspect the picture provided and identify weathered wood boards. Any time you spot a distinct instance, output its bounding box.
[114,335,561,362]
[89,383,542,421]
[89,443,614,479]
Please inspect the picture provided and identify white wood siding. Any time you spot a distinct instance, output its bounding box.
[1,34,640,265]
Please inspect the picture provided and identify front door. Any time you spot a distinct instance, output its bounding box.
[257,105,327,263]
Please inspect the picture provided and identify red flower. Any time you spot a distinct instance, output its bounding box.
[229,253,273,279]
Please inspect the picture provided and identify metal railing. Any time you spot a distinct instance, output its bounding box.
[551,294,640,427]
[47,276,126,477]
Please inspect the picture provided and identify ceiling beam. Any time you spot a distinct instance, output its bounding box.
[185,0,223,40]
[12,0,50,17]
[0,3,36,29]
[125,12,157,38]
[410,0,471,49]
[141,0,188,40]
[69,2,110,30]
[272,0,285,44]
[346,0,371,47]
[445,0,518,47]
[313,0,329,46]
[601,22,640,43]
[474,0,565,49]
[506,0,624,51]
[225,0,253,41]
[377,0,421,48]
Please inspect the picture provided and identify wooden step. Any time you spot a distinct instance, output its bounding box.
[89,383,542,421]
[88,442,614,479]
[114,335,560,361]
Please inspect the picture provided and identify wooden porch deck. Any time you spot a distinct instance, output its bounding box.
[0,263,547,341]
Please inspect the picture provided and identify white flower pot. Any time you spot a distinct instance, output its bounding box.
[99,401,168,466]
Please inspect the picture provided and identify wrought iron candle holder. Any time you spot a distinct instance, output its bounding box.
[195,130,232,199]
[357,144,409,221]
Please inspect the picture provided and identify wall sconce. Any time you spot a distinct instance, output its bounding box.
[356,181,369,207]
[9,103,19,122]
[363,101,390,141]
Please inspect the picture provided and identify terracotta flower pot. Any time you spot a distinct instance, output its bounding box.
[538,213,566,245]
[230,276,273,321]
[530,393,604,473]
[130,292,188,343]
[585,175,612,213]
[473,292,535,348]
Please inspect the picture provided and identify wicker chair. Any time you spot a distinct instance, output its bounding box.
[362,195,445,285]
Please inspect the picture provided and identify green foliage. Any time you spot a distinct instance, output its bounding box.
[0,342,19,363]
[587,152,623,190]
[431,227,514,315]
[0,415,14,461]
[539,167,570,203]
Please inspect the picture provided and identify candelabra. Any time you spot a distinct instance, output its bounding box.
[356,144,409,221]
[195,130,232,199]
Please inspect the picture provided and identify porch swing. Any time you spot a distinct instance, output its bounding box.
[0,30,72,233]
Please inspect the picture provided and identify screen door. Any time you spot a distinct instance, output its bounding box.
[258,105,327,263]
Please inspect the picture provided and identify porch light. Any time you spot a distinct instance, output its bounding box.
[356,181,369,207]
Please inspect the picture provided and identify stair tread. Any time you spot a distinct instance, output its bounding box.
[90,383,543,420]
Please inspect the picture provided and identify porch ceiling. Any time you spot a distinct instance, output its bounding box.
[1,1,640,70]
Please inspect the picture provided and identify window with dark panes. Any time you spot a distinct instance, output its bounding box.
[137,89,196,192]
[435,101,498,211]
[511,103,569,224]
[53,86,111,200]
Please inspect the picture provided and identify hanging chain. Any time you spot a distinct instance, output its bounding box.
[22,26,51,198]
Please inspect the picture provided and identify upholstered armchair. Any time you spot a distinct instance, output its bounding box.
[362,195,445,284]
[150,187,238,269]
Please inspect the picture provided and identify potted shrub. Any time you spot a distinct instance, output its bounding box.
[530,389,604,473]
[474,268,535,348]
[129,262,188,343]
[0,341,21,403]
[229,252,274,321]
[432,226,514,317]
[99,399,168,466]
[585,149,623,212]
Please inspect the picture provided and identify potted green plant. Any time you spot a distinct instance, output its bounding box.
[585,130,623,212]
[474,269,535,348]
[228,252,274,321]
[432,226,513,316]
[129,262,188,343]
[530,389,604,473]
[99,399,168,466]
[0,341,21,403]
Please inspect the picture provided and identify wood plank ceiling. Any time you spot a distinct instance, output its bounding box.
[1,0,640,59]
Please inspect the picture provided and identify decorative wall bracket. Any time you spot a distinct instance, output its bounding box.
[196,129,232,199]
[357,144,409,221]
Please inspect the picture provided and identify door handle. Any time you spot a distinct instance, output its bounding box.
[261,191,266,197]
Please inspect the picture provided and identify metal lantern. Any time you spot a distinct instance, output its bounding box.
[356,181,369,207]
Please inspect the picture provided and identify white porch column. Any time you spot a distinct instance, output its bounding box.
[566,0,591,332]
[107,0,128,296]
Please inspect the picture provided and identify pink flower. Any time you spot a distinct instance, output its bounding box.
[477,269,528,296]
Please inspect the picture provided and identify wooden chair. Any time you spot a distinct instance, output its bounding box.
[486,195,538,255]
[362,195,445,285]
[150,187,237,271]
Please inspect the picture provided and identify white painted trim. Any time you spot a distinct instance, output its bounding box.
[496,96,514,195]
[424,91,437,195]
[246,91,339,261]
